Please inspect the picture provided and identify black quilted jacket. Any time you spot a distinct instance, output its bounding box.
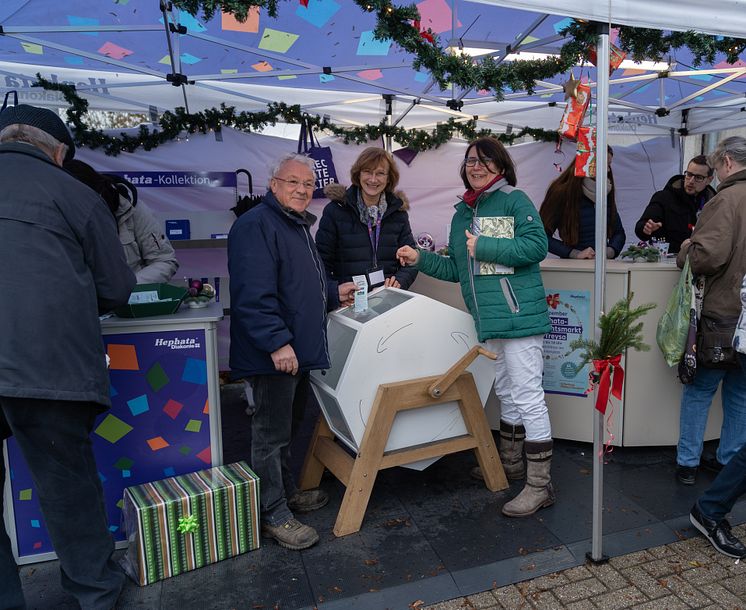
[316,184,418,307]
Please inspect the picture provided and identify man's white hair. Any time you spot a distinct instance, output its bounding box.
[0,123,68,160]
[269,153,315,182]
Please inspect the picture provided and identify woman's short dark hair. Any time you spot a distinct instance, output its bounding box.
[350,147,400,192]
[460,137,517,189]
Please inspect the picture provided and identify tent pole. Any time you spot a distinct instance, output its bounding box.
[383,94,393,152]
[589,21,610,565]
[161,4,190,114]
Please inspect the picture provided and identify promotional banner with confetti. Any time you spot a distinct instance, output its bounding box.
[6,328,214,559]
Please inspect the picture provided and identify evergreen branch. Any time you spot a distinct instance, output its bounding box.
[571,293,656,366]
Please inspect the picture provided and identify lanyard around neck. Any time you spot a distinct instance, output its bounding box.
[366,213,382,264]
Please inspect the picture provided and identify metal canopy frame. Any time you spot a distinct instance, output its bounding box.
[1,3,745,133]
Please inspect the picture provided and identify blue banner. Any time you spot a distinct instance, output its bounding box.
[108,171,237,187]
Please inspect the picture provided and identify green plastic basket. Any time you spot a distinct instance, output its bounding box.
[114,283,188,318]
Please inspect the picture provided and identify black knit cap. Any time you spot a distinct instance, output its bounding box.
[0,104,75,161]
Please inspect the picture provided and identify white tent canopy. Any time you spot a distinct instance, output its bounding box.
[1,1,745,136]
[472,0,746,39]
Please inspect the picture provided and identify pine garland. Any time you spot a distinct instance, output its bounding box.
[33,74,558,156]
[570,293,656,365]
[29,0,746,155]
[171,1,745,95]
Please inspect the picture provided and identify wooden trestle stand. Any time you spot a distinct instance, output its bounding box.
[299,345,508,537]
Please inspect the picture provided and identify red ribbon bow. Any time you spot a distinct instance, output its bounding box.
[592,355,624,414]
[546,293,560,309]
[412,19,435,43]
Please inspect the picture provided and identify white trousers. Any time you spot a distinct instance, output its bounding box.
[484,334,552,442]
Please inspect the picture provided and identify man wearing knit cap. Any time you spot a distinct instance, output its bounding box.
[0,104,135,609]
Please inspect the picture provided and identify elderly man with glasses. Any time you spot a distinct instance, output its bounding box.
[674,137,746,486]
[634,155,716,253]
[228,153,356,550]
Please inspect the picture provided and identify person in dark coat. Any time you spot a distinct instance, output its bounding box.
[0,105,135,609]
[229,153,355,551]
[539,151,625,259]
[634,155,716,253]
[316,147,417,302]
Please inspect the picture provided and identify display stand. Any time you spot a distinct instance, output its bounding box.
[4,303,224,564]
[300,346,507,537]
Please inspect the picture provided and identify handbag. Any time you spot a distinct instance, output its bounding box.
[656,257,692,366]
[297,119,338,199]
[696,314,740,369]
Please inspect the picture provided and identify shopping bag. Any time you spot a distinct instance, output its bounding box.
[678,274,703,384]
[297,119,338,199]
[656,257,692,366]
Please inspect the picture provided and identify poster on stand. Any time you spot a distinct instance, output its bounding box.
[542,290,592,396]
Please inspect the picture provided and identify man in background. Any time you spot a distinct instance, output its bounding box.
[0,104,135,608]
[675,137,746,485]
[228,153,355,550]
[635,155,715,253]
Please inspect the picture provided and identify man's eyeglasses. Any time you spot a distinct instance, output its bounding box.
[274,176,316,190]
[464,157,494,167]
[361,169,388,179]
[683,171,709,183]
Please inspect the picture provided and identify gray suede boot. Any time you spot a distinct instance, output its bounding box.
[501,439,555,517]
[471,420,525,481]
[498,420,526,480]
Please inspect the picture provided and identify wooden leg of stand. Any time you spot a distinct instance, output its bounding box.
[457,375,508,492]
[333,386,396,537]
[298,415,333,490]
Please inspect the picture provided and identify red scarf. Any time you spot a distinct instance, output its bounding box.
[462,175,503,208]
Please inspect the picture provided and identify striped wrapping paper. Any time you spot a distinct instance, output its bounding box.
[121,461,260,586]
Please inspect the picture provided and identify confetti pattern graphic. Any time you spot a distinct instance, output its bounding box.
[7,329,213,559]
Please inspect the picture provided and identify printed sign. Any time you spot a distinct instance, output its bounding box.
[108,171,237,187]
[542,289,592,396]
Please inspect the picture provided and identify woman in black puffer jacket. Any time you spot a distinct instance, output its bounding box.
[316,147,417,307]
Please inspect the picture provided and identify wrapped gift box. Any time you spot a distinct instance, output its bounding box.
[121,461,260,586]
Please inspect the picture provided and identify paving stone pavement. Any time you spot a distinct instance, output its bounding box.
[423,524,746,610]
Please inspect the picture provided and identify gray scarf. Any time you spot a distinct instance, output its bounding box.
[356,188,388,224]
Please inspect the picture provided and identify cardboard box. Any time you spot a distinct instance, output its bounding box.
[121,461,260,586]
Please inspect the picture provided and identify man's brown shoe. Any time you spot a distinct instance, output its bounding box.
[287,489,329,513]
[261,518,319,550]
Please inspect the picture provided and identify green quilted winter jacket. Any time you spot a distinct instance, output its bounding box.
[417,180,551,341]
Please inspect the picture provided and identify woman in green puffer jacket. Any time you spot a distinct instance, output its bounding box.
[397,137,554,518]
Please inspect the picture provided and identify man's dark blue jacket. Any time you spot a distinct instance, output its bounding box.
[228,192,334,377]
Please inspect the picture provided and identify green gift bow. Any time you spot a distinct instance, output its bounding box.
[177,514,199,534]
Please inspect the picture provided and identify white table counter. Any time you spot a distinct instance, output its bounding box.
[410,259,722,446]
